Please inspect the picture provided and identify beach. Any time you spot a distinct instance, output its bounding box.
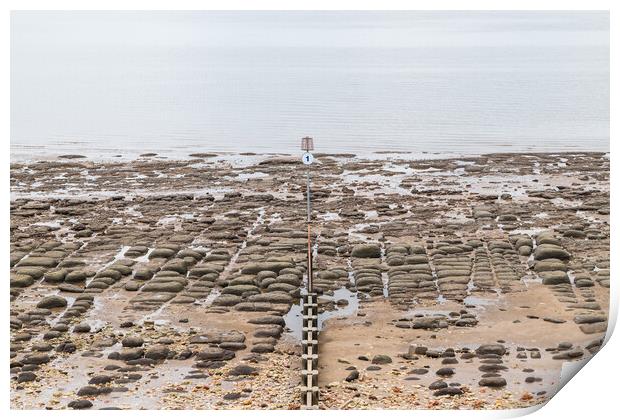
[9,151,610,409]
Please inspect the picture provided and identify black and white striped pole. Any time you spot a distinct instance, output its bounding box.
[300,136,319,408]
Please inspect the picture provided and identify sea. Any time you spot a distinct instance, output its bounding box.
[10,11,609,161]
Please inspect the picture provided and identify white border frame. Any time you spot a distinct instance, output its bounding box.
[3,2,616,419]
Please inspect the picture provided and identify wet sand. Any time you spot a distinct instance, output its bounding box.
[10,151,610,409]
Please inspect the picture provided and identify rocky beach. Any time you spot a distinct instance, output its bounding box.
[9,151,610,410]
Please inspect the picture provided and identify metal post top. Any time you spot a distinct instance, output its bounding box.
[301,136,314,151]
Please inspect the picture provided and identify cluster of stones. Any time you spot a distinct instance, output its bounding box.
[314,267,350,293]
[476,344,509,388]
[350,243,384,296]
[174,249,231,303]
[11,241,83,297]
[127,246,220,311]
[188,330,248,368]
[385,243,435,300]
[394,309,477,330]
[509,234,533,256]
[472,205,496,221]
[402,343,512,396]
[486,240,525,293]
[429,241,474,301]
[9,191,252,403]
[531,231,608,334]
[531,231,572,286]
[214,260,300,309]
[10,238,146,386]
[471,247,496,291]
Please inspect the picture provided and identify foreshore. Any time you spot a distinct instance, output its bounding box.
[10,151,610,409]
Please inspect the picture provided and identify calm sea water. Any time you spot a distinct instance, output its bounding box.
[11,11,609,160]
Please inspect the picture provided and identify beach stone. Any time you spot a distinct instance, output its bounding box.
[574,314,607,324]
[22,352,51,365]
[479,364,508,372]
[543,317,566,324]
[141,281,184,293]
[117,348,144,361]
[196,347,235,361]
[371,354,392,365]
[17,372,37,383]
[552,349,585,360]
[479,377,507,387]
[579,323,608,334]
[89,375,113,385]
[412,317,449,330]
[534,260,567,273]
[65,271,88,282]
[189,330,245,344]
[134,269,154,280]
[433,387,463,397]
[68,400,93,410]
[36,295,67,309]
[541,271,570,285]
[534,245,570,261]
[254,326,282,338]
[144,345,170,360]
[59,284,84,293]
[575,279,595,288]
[44,269,68,283]
[73,323,91,333]
[77,386,112,396]
[222,284,260,296]
[256,271,277,282]
[247,315,285,326]
[56,342,77,353]
[228,364,259,376]
[241,261,294,275]
[18,256,58,268]
[248,291,292,304]
[429,380,448,390]
[122,337,144,348]
[351,244,381,258]
[436,368,455,377]
[409,346,428,356]
[149,248,176,259]
[124,281,141,291]
[97,269,122,280]
[223,392,242,401]
[251,343,275,353]
[10,273,34,288]
[16,267,44,279]
[213,295,242,306]
[345,370,360,382]
[476,344,506,356]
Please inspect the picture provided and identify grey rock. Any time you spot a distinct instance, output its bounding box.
[68,400,93,409]
[478,377,507,387]
[36,295,67,309]
[433,387,463,397]
[121,337,144,348]
[371,354,392,365]
[476,344,506,356]
[351,244,381,258]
